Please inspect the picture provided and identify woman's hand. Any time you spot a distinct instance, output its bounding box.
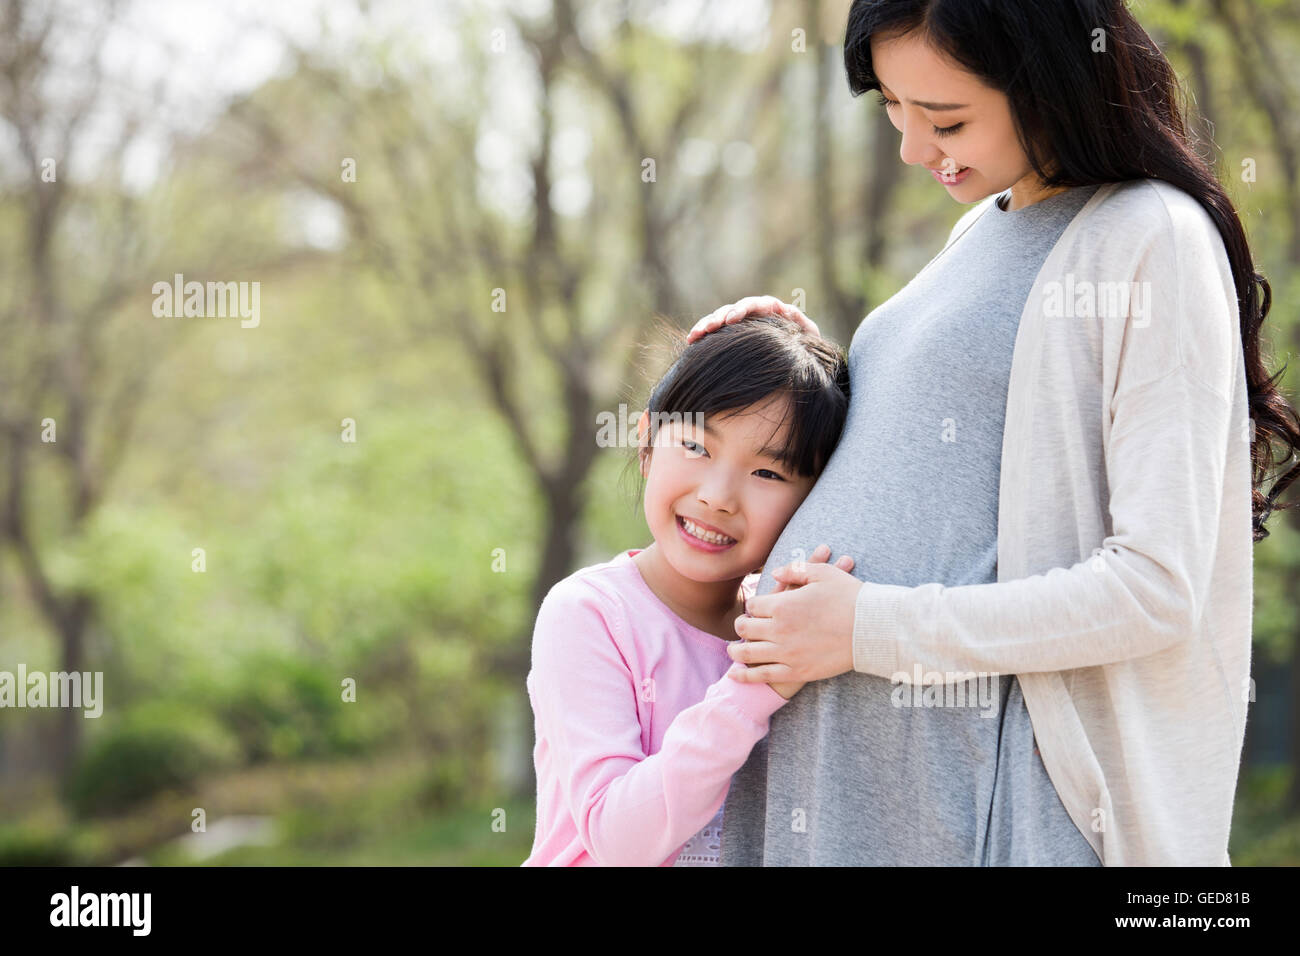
[727,544,861,690]
[687,296,820,344]
[731,544,854,700]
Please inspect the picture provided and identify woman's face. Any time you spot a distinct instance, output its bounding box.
[639,393,816,582]
[870,30,1049,204]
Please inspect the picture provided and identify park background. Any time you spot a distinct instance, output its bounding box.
[1,0,1298,865]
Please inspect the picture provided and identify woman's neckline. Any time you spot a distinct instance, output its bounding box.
[995,183,1096,214]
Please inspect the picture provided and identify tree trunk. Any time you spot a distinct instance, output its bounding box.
[51,592,93,779]
[492,474,587,802]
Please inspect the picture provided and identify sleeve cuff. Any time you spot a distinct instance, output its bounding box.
[716,664,789,721]
[852,582,908,676]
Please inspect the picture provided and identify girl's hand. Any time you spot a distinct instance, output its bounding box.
[738,544,854,700]
[687,296,820,344]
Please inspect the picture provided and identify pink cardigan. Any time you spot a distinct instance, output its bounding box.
[522,549,784,866]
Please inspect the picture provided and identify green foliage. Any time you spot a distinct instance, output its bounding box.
[1229,764,1300,865]
[215,653,368,764]
[0,823,82,866]
[63,700,242,818]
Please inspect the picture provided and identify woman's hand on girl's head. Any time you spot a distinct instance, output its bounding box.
[687,296,821,344]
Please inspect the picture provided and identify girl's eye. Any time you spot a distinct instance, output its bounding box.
[874,91,964,137]
[682,439,785,480]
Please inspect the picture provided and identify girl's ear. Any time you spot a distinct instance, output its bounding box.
[637,410,651,477]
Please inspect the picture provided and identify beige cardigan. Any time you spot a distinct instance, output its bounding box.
[851,179,1253,866]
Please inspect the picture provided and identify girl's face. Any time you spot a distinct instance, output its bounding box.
[640,393,816,583]
[870,30,1054,205]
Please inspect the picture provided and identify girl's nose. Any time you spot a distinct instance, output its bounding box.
[696,479,738,515]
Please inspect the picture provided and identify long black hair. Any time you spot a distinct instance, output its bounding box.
[844,0,1300,542]
[629,314,850,505]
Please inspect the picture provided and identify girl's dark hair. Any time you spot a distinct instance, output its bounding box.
[844,0,1300,542]
[629,313,850,501]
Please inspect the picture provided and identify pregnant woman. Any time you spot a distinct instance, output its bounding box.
[692,0,1300,865]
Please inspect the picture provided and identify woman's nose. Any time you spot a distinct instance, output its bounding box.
[899,129,927,167]
[897,115,939,168]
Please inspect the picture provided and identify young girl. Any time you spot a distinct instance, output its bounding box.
[522,314,853,866]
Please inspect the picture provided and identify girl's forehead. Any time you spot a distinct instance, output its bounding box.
[703,407,792,444]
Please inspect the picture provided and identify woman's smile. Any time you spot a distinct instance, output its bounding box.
[930,164,972,184]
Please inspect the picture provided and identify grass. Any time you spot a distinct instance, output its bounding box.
[145,799,536,866]
[0,751,538,867]
[3,753,1297,866]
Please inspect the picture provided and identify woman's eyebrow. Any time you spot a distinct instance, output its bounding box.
[877,82,968,111]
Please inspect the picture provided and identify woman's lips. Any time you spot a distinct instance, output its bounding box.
[931,165,971,185]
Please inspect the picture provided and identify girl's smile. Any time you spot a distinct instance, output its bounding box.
[676,513,738,551]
